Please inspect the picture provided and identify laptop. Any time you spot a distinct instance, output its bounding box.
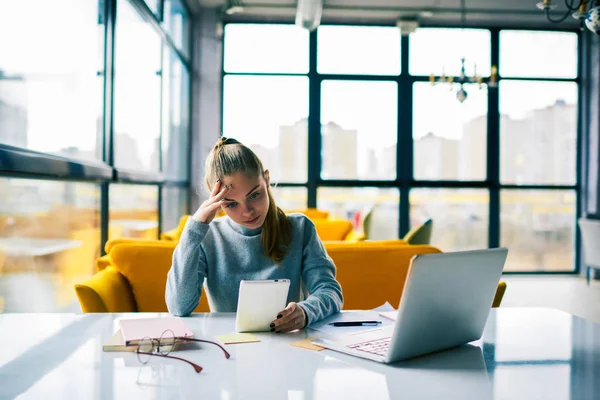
[312,248,508,363]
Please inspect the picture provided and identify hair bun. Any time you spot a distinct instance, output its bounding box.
[215,137,240,149]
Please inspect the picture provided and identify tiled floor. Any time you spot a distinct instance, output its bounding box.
[501,275,600,324]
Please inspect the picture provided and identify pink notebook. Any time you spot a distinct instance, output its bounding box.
[119,317,194,345]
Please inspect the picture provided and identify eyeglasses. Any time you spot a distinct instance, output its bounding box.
[136,329,231,373]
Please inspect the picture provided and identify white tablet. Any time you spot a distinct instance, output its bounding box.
[235,279,291,333]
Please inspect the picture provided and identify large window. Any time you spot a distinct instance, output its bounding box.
[0,0,104,162]
[220,24,580,272]
[0,178,101,312]
[0,0,192,312]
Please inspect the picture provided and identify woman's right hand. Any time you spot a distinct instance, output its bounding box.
[192,179,232,224]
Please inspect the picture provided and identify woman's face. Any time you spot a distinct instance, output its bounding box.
[219,171,270,229]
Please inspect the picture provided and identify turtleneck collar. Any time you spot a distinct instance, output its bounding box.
[225,216,263,237]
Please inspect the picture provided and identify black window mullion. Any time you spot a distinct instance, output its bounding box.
[307,29,320,208]
[398,34,411,238]
[488,28,500,249]
[101,0,118,255]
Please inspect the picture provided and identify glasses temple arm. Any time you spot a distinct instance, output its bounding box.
[138,351,203,373]
[176,337,231,359]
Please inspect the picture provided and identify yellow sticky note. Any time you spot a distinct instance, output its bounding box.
[289,337,325,352]
[215,333,260,345]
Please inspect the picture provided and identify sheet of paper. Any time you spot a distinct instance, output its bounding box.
[379,311,398,321]
[289,337,325,352]
[308,310,394,338]
[215,333,260,345]
[372,302,395,312]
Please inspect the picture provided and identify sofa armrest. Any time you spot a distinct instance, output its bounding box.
[74,266,137,313]
[95,254,112,271]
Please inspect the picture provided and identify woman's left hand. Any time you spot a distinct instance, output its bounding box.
[271,302,307,333]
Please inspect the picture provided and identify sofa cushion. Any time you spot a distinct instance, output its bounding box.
[110,242,209,312]
[323,242,442,310]
[313,219,354,241]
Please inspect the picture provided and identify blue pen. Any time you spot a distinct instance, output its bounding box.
[328,321,382,327]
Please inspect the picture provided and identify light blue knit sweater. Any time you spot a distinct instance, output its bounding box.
[165,213,343,324]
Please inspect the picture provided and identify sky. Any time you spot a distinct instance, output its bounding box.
[0,7,579,157]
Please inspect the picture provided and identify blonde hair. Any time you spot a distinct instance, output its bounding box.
[204,137,292,264]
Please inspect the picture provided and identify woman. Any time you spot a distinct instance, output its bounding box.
[166,137,343,332]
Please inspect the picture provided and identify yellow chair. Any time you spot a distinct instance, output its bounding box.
[75,242,210,313]
[312,219,354,241]
[286,208,330,220]
[403,219,433,245]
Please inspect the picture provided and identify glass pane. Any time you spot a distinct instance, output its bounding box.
[164,0,190,55]
[0,0,104,161]
[161,186,188,231]
[410,188,489,251]
[321,81,397,180]
[410,28,491,77]
[162,46,190,180]
[224,24,309,73]
[272,187,308,212]
[114,0,162,173]
[413,83,487,181]
[317,25,400,75]
[317,187,400,240]
[500,30,578,79]
[109,184,159,240]
[223,75,309,183]
[500,189,575,272]
[500,81,577,185]
[0,178,101,312]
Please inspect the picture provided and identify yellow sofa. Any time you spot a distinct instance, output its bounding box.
[75,241,210,313]
[75,239,506,313]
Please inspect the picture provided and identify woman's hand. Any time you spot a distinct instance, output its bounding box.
[192,179,231,224]
[270,302,307,333]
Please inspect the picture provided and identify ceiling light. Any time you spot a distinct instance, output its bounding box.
[224,0,244,15]
[536,0,600,34]
[296,0,323,31]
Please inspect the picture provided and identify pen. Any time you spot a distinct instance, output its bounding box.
[328,321,382,327]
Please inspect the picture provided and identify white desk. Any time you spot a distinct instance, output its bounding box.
[0,308,599,399]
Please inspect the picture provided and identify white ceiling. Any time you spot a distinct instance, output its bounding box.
[194,0,582,28]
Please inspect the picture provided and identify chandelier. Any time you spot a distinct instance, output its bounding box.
[428,0,499,103]
[536,0,600,34]
[429,59,498,103]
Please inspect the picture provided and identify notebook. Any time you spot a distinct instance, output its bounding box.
[102,329,136,352]
[119,316,194,346]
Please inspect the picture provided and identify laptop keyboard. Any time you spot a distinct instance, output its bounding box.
[347,337,391,357]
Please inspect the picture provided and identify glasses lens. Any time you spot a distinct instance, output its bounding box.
[137,337,154,364]
[158,329,175,355]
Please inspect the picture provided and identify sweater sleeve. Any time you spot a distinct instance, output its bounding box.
[165,217,210,317]
[297,218,344,325]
